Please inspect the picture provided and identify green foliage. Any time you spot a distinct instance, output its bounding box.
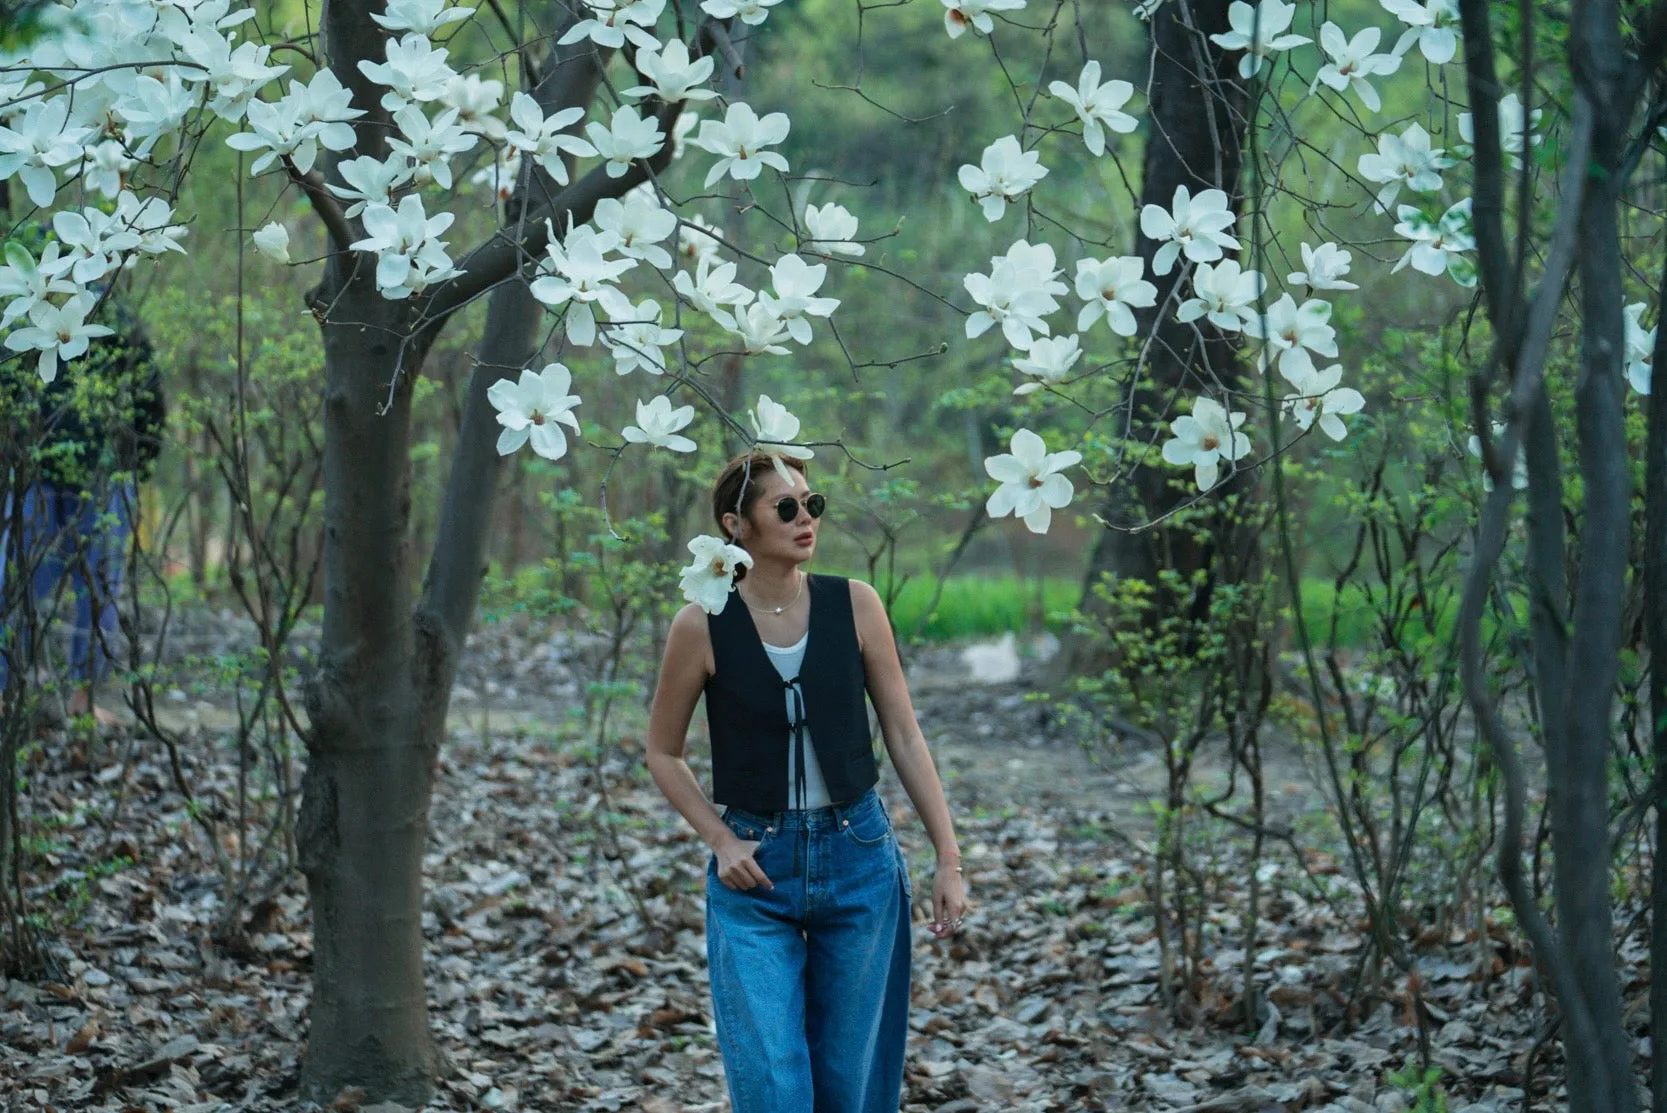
[1386,1064,1448,1113]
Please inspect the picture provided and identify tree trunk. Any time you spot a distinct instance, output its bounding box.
[1053,0,1252,684]
[1646,218,1667,1113]
[1550,5,1635,1108]
[292,2,669,1097]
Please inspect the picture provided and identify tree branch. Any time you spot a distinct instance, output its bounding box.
[418,98,684,326]
[1455,95,1598,1087]
[286,159,354,256]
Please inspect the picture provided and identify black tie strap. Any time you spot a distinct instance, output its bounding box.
[784,674,807,809]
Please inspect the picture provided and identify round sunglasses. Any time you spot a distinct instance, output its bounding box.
[773,493,827,523]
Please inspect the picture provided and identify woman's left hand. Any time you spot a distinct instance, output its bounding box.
[928,860,968,939]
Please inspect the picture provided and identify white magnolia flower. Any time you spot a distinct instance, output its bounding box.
[677,214,722,264]
[1311,23,1401,111]
[327,153,414,217]
[1381,0,1461,66]
[942,0,1027,39]
[602,297,683,376]
[114,191,188,257]
[1140,184,1240,276]
[503,92,595,186]
[372,0,476,35]
[728,301,795,356]
[225,97,310,174]
[349,193,462,299]
[1011,333,1082,395]
[958,134,1048,222]
[357,33,455,113]
[1288,241,1358,291]
[527,219,637,346]
[679,535,753,615]
[1625,302,1654,395]
[470,150,522,203]
[984,428,1081,534]
[488,363,581,460]
[750,394,814,483]
[1458,92,1542,170]
[1391,198,1476,287]
[176,29,290,120]
[623,395,698,452]
[80,140,133,198]
[625,37,719,103]
[1074,255,1156,336]
[557,0,667,51]
[1357,123,1452,212]
[1209,0,1311,79]
[0,97,91,207]
[670,109,700,160]
[1283,362,1366,441]
[1177,259,1265,333]
[253,222,291,263]
[690,101,791,187]
[282,67,365,158]
[802,202,864,258]
[1047,61,1137,156]
[53,205,141,284]
[758,253,839,345]
[117,72,196,158]
[440,73,507,141]
[700,0,784,24]
[672,254,753,329]
[3,291,115,384]
[387,105,478,189]
[1467,421,1528,491]
[594,190,677,269]
[1161,396,1253,491]
[1244,293,1338,382]
[0,240,77,327]
[965,239,1069,350]
[585,105,665,177]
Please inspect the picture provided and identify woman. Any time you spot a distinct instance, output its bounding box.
[645,452,967,1113]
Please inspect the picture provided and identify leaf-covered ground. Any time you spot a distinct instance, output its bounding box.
[0,628,1646,1112]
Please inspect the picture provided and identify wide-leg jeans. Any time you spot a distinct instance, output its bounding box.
[705,787,912,1113]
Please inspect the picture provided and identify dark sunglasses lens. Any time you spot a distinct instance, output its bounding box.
[774,494,828,522]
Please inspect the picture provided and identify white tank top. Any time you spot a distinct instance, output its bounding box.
[761,632,832,809]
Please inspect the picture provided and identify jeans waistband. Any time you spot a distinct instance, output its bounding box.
[722,786,881,833]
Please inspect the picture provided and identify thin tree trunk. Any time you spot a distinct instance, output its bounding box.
[1645,226,1667,1113]
[1551,5,1635,1108]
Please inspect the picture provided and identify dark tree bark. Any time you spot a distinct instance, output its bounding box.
[1455,2,1666,1108]
[293,3,694,1101]
[1646,215,1667,1113]
[1053,0,1252,683]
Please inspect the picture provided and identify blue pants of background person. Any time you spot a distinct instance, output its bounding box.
[0,481,135,690]
[706,787,913,1113]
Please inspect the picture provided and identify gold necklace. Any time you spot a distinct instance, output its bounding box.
[741,572,804,616]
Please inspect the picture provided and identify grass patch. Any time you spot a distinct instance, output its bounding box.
[872,574,1079,642]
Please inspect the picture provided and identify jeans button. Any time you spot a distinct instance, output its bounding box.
[842,819,849,827]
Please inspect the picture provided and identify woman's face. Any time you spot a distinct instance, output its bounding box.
[728,467,820,566]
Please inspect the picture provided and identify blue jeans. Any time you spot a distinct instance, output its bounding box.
[706,787,912,1113]
[0,480,135,688]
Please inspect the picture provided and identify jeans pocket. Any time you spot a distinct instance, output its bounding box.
[841,802,892,848]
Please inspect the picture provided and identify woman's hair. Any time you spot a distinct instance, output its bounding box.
[711,452,808,582]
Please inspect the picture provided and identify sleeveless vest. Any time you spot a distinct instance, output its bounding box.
[704,574,878,811]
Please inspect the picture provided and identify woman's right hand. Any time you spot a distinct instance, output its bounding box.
[714,835,773,891]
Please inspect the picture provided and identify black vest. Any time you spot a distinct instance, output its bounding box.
[704,574,878,811]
